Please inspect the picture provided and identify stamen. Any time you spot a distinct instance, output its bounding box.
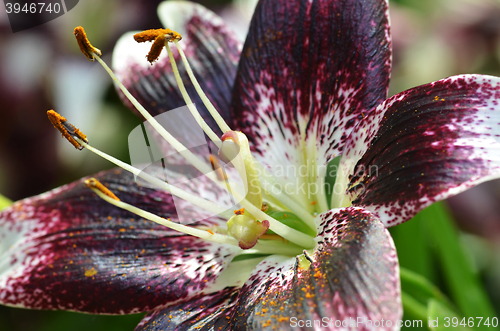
[87,179,304,255]
[173,40,231,133]
[133,28,182,43]
[87,181,240,246]
[47,110,88,150]
[145,34,166,64]
[131,28,221,143]
[94,51,219,180]
[74,26,102,61]
[83,178,120,201]
[76,139,234,219]
[164,42,221,144]
[46,111,233,218]
[133,29,181,64]
[72,27,219,181]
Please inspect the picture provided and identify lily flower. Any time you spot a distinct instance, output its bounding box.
[2,0,500,330]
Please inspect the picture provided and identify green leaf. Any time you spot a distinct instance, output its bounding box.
[400,267,455,312]
[420,202,496,325]
[402,291,428,322]
[0,194,12,211]
[389,217,437,282]
[428,299,472,331]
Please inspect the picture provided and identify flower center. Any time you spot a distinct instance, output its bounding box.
[48,26,352,258]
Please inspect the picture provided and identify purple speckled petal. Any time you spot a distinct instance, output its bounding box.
[135,288,238,331]
[112,1,241,132]
[343,74,500,226]
[199,208,399,330]
[0,168,238,314]
[133,208,401,330]
[231,0,391,172]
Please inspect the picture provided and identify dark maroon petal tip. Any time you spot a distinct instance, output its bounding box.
[0,168,238,314]
[345,74,500,226]
[231,0,391,172]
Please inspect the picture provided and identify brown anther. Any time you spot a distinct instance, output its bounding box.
[147,35,166,64]
[47,110,88,150]
[133,29,182,43]
[133,28,182,65]
[84,178,120,201]
[233,208,245,215]
[74,26,102,61]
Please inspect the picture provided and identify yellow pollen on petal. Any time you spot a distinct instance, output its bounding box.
[84,178,120,201]
[47,110,88,150]
[74,26,102,61]
[85,268,97,277]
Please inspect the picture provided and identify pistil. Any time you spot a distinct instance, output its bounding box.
[220,131,262,213]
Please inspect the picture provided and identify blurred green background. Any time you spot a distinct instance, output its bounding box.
[1,0,500,330]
